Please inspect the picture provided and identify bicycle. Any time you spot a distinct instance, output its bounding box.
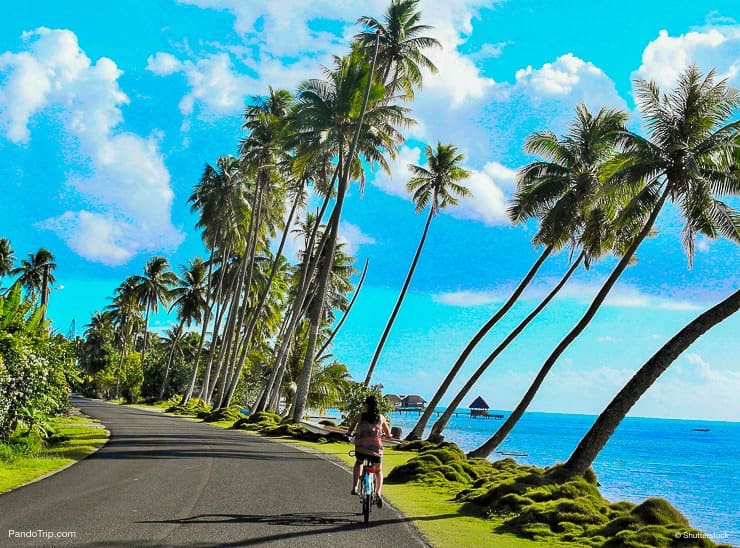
[349,450,381,523]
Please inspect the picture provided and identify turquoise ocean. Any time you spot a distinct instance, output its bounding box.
[385,409,739,545]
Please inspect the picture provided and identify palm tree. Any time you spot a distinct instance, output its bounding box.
[355,0,441,98]
[131,256,177,372]
[161,258,208,400]
[12,248,56,322]
[290,44,411,422]
[365,141,470,386]
[468,66,739,459]
[563,289,740,477]
[0,238,15,288]
[184,156,249,404]
[407,105,629,440]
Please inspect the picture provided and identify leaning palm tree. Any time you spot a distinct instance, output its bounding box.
[469,65,739,459]
[290,44,412,422]
[365,141,470,386]
[407,104,629,440]
[160,258,208,400]
[12,248,56,322]
[184,156,250,404]
[131,256,177,373]
[563,288,740,477]
[355,0,441,98]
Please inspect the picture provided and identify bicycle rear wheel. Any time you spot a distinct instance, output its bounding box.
[362,493,371,523]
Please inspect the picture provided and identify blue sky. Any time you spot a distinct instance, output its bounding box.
[1,0,738,421]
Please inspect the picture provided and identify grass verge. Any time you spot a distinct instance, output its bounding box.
[0,414,109,494]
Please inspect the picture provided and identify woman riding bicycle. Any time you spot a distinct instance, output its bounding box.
[346,396,391,505]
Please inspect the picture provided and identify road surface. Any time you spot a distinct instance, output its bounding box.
[0,397,428,547]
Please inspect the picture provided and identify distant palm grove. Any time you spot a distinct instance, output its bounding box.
[1,0,738,482]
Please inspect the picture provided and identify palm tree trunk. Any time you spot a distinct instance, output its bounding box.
[221,190,302,408]
[562,289,740,477]
[365,206,434,386]
[428,252,584,440]
[159,321,184,400]
[208,256,248,404]
[140,305,152,374]
[218,182,265,408]
[40,264,50,323]
[405,245,553,440]
[197,247,231,401]
[315,258,369,359]
[291,32,381,423]
[253,191,335,415]
[467,188,669,459]
[182,244,220,405]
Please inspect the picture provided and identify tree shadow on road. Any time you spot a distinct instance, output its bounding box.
[134,510,457,546]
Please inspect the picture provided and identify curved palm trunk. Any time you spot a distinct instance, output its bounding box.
[181,245,219,405]
[429,252,584,440]
[405,246,553,440]
[291,189,346,421]
[218,183,265,408]
[221,192,302,408]
[140,305,152,373]
[365,207,434,386]
[199,257,239,402]
[315,258,369,359]
[208,256,248,404]
[291,33,381,422]
[468,188,669,459]
[563,289,740,477]
[159,321,184,400]
[252,192,334,414]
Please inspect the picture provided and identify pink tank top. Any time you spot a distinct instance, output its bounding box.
[355,419,383,458]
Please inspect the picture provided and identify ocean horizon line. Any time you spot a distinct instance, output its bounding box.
[387,406,739,425]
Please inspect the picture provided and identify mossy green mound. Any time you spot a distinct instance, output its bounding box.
[386,441,724,547]
[201,406,242,423]
[166,397,211,416]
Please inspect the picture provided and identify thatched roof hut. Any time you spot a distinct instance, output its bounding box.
[469,396,490,417]
[401,394,426,408]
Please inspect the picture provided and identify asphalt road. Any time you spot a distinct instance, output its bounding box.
[0,397,428,547]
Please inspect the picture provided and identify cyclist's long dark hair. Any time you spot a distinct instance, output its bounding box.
[360,396,380,424]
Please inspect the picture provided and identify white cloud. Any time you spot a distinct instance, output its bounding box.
[436,281,706,310]
[514,53,626,111]
[635,26,740,88]
[147,52,255,117]
[373,145,513,226]
[338,221,376,255]
[0,28,183,265]
[146,52,183,75]
[433,290,500,306]
[630,353,740,420]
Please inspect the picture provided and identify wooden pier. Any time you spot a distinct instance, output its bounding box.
[393,407,503,419]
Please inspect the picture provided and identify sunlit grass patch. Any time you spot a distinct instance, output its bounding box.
[0,414,108,494]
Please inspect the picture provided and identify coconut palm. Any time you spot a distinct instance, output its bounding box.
[184,156,250,404]
[215,89,298,408]
[407,105,629,440]
[130,256,177,372]
[563,288,740,477]
[12,248,56,322]
[365,141,470,387]
[283,46,411,422]
[468,65,740,459]
[355,0,441,98]
[160,258,208,400]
